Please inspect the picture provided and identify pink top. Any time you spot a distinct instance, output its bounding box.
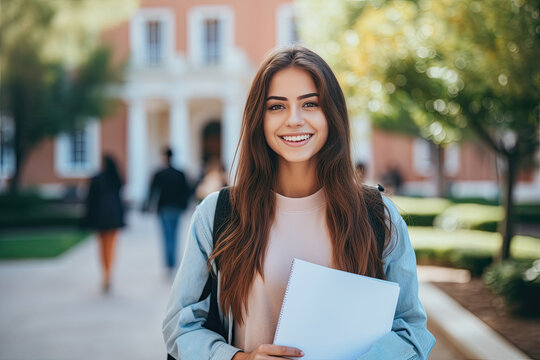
[234,188,333,352]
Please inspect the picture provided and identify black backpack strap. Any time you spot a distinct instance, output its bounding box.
[168,187,383,359]
[169,188,231,360]
[202,188,231,339]
[365,185,386,261]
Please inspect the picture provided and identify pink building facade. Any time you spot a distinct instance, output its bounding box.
[1,0,538,203]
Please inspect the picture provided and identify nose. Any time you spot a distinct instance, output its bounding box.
[286,107,304,127]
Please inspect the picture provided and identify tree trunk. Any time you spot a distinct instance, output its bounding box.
[499,151,517,261]
[431,142,446,197]
[436,144,445,198]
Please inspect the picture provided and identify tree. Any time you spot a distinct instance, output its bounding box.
[298,0,540,260]
[0,0,135,192]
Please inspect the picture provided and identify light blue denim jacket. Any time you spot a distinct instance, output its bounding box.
[163,191,436,360]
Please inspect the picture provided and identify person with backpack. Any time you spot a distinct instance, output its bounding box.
[163,45,435,360]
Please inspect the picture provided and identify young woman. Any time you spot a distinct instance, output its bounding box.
[84,154,125,292]
[163,45,435,359]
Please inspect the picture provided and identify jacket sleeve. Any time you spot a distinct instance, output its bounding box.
[357,198,436,360]
[162,192,242,360]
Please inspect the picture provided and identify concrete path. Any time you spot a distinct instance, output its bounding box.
[0,208,520,360]
[0,209,190,360]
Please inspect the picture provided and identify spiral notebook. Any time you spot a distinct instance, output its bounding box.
[273,258,400,359]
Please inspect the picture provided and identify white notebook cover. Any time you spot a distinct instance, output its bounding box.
[273,258,400,359]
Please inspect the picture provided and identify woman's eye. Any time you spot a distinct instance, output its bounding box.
[303,102,319,108]
[268,104,284,111]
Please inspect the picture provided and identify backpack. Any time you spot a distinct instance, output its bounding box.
[167,185,385,359]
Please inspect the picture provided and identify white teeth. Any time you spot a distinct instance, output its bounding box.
[282,134,311,142]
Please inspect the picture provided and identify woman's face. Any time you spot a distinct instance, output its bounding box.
[263,67,328,167]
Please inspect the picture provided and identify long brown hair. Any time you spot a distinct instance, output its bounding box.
[209,45,389,324]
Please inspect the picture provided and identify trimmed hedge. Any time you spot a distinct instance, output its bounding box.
[410,227,540,276]
[393,195,540,230]
[415,248,494,277]
[0,204,84,228]
[434,203,503,233]
[516,204,540,224]
[391,196,452,227]
[0,193,84,229]
[0,192,52,210]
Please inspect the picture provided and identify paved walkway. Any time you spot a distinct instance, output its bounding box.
[0,209,515,360]
[0,210,185,360]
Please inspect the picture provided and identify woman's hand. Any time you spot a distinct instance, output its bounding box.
[233,344,304,359]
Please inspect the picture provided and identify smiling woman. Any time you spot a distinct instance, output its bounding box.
[264,67,328,196]
[163,45,435,360]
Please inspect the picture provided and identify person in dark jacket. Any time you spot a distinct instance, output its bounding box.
[145,147,191,274]
[84,154,125,293]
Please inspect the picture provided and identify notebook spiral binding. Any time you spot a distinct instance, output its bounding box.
[274,258,298,343]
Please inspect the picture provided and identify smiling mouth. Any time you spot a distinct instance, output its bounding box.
[279,134,313,142]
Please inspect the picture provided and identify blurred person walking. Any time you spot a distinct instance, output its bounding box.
[84,154,125,293]
[145,147,191,275]
[195,157,228,202]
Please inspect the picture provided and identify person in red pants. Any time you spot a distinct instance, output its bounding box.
[84,154,125,293]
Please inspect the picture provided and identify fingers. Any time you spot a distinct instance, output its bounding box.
[256,344,304,357]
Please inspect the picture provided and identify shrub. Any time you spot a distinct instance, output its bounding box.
[391,196,452,227]
[515,204,540,224]
[434,203,503,233]
[409,227,540,276]
[415,247,494,276]
[0,192,84,229]
[0,191,50,211]
[402,213,439,227]
[449,250,494,277]
[483,259,540,317]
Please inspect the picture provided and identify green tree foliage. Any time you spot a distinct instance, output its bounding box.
[298,0,540,260]
[0,0,135,192]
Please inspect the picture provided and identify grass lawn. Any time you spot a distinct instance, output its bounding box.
[0,229,91,259]
[409,227,540,258]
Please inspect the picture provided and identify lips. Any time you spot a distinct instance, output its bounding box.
[278,133,314,147]
[279,134,313,142]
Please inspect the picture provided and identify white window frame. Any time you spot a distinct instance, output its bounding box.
[276,3,299,46]
[0,116,15,179]
[188,5,234,67]
[413,138,433,176]
[55,120,100,178]
[129,8,175,68]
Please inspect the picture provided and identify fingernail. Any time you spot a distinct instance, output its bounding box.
[300,351,304,356]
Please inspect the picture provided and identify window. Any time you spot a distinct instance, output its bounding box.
[69,129,89,169]
[146,20,163,65]
[203,19,221,65]
[188,6,234,67]
[276,3,299,46]
[55,121,100,178]
[0,116,15,179]
[129,8,174,69]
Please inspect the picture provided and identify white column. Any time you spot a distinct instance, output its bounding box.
[222,97,243,177]
[127,98,148,204]
[169,97,190,171]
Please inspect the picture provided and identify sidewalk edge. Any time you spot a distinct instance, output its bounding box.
[419,282,531,360]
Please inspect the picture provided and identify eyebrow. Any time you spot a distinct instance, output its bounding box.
[266,93,319,101]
